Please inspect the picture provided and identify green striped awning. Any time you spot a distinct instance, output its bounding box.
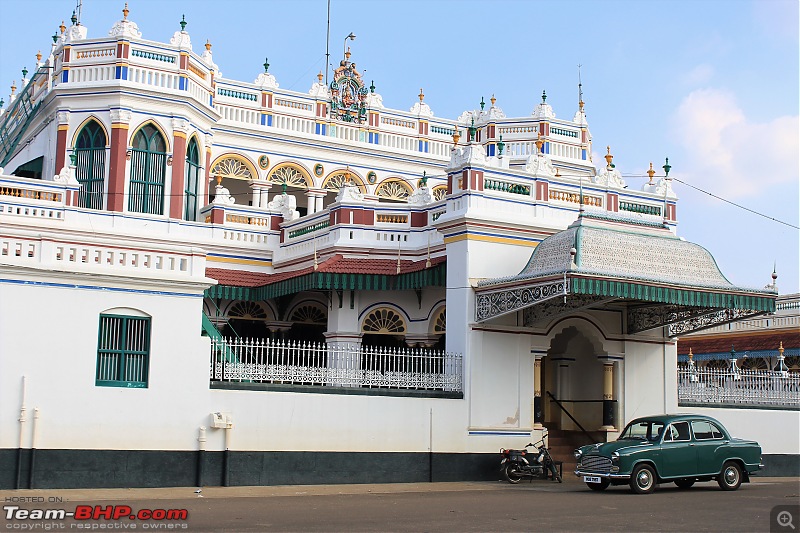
[570,277,776,313]
[205,262,447,301]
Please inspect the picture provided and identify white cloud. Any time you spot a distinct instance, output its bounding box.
[672,88,799,199]
[682,64,714,86]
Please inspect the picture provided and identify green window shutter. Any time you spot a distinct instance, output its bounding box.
[96,314,150,388]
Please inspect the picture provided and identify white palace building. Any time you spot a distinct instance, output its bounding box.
[0,6,787,489]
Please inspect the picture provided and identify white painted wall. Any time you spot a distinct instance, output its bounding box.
[677,406,800,455]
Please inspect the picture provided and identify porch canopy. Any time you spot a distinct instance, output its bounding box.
[475,212,777,336]
[206,254,446,301]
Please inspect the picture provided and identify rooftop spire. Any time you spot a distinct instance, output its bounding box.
[577,63,585,111]
[180,14,187,32]
[122,3,129,21]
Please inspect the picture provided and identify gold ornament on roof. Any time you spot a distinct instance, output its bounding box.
[535,134,544,154]
[452,127,460,147]
[122,3,129,20]
[10,81,16,95]
[36,51,42,62]
[647,162,655,184]
[418,88,424,102]
[317,71,323,83]
[604,146,613,167]
[345,47,351,60]
[59,20,66,34]
[490,94,496,107]
[205,40,212,51]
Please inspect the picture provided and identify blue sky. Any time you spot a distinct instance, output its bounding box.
[1,0,797,294]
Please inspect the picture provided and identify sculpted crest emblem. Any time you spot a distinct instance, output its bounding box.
[329,48,368,124]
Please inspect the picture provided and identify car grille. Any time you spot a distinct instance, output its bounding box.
[580,455,612,473]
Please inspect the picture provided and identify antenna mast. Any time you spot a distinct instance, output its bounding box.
[76,0,83,24]
[325,0,331,87]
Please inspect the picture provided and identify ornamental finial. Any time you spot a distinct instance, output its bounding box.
[345,46,351,60]
[779,341,784,356]
[490,94,496,107]
[36,51,42,63]
[480,96,485,111]
[205,40,212,51]
[71,10,77,25]
[21,67,28,79]
[662,157,671,177]
[263,57,269,72]
[317,71,323,83]
[0,99,4,109]
[452,127,460,147]
[604,146,613,168]
[535,134,544,154]
[122,3,129,20]
[370,80,375,93]
[52,32,59,43]
[10,81,16,95]
[418,88,424,102]
[180,15,187,32]
[647,162,655,184]
[688,348,694,362]
[541,90,547,103]
[59,20,66,34]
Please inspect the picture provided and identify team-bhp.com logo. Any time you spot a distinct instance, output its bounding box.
[4,505,189,529]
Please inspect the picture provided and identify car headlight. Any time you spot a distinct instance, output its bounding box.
[611,452,620,463]
[574,449,583,459]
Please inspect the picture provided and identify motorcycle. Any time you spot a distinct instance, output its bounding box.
[500,430,562,483]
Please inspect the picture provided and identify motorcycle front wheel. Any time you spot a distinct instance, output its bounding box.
[503,463,524,484]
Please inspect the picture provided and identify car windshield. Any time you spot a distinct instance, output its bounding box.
[619,421,665,442]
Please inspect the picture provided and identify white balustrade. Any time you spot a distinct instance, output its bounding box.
[210,336,462,392]
[678,366,800,407]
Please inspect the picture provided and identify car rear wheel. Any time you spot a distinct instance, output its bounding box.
[717,461,742,491]
[587,479,610,491]
[675,479,695,489]
[630,464,657,494]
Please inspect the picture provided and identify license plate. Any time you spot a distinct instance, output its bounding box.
[583,476,602,483]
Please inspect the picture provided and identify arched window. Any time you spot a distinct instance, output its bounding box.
[362,308,406,334]
[129,124,167,214]
[185,137,201,221]
[376,179,412,202]
[74,120,106,209]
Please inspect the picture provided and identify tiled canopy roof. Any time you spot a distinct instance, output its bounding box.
[205,255,446,300]
[677,330,800,355]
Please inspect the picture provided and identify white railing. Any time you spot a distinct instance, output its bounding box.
[210,337,462,392]
[678,366,800,407]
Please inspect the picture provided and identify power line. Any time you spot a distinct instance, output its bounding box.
[620,173,799,230]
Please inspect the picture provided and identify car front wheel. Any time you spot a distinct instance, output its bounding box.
[717,461,742,491]
[630,464,657,494]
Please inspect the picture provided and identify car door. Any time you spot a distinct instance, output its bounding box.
[691,419,727,476]
[659,421,696,479]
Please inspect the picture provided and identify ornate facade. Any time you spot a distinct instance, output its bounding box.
[0,5,784,489]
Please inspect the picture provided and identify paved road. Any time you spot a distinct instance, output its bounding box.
[2,478,799,532]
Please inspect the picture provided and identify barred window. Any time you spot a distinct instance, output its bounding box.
[96,315,150,388]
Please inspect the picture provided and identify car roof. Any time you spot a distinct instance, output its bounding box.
[626,413,723,425]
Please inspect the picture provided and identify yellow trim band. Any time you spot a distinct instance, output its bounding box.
[443,234,539,247]
[207,257,272,267]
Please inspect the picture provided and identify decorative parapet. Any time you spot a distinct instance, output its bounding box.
[484,178,530,196]
[288,219,329,239]
[549,188,602,207]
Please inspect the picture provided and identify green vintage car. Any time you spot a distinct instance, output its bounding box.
[574,414,762,494]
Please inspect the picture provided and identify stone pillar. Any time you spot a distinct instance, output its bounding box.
[55,110,69,173]
[107,109,131,212]
[306,191,315,214]
[169,119,189,219]
[249,180,272,209]
[324,332,363,387]
[601,361,615,429]
[315,191,325,213]
[532,354,544,429]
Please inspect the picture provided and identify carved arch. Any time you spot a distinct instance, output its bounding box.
[71,115,109,148]
[322,168,367,192]
[362,307,407,334]
[129,120,171,153]
[432,185,447,201]
[375,178,413,201]
[210,154,258,181]
[268,162,312,188]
